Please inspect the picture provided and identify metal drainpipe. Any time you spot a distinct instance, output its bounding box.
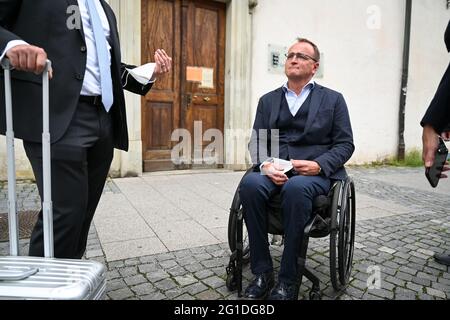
[397,0,412,161]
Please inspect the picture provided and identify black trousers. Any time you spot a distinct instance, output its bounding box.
[24,99,114,259]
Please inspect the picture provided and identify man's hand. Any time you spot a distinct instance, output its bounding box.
[291,160,321,176]
[262,163,289,186]
[422,125,450,178]
[151,49,172,81]
[6,44,51,78]
[422,125,440,168]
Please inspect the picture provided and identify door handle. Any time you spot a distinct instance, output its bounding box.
[203,97,211,102]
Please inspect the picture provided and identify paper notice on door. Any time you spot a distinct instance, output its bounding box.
[200,68,214,89]
[186,66,215,89]
[186,66,202,82]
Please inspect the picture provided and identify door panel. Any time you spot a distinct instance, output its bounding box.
[142,0,225,171]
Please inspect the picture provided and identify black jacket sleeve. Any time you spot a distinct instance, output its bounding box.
[421,63,450,133]
[421,20,450,133]
[120,63,153,96]
[0,0,22,49]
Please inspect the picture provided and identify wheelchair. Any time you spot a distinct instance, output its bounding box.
[225,167,356,300]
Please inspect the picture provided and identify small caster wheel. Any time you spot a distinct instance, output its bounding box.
[309,290,322,300]
[226,273,237,291]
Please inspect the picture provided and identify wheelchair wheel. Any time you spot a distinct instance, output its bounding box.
[338,179,356,286]
[329,181,342,290]
[329,179,356,291]
[228,189,250,263]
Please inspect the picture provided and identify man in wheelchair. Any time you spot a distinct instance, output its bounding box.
[240,38,354,300]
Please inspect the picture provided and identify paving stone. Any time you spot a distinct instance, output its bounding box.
[184,282,209,295]
[167,266,188,277]
[108,260,125,269]
[195,289,222,300]
[159,260,178,269]
[139,256,157,264]
[416,272,438,282]
[398,266,417,276]
[118,267,138,278]
[138,263,159,274]
[174,274,198,287]
[108,288,135,300]
[394,288,417,300]
[106,279,127,292]
[124,258,140,266]
[124,274,148,286]
[195,269,215,280]
[405,282,423,293]
[411,277,431,287]
[156,252,176,262]
[131,283,157,296]
[426,287,447,299]
[106,270,121,281]
[202,276,225,289]
[384,275,405,287]
[154,278,178,291]
[185,262,205,273]
[140,292,166,300]
[146,270,170,283]
[379,247,396,255]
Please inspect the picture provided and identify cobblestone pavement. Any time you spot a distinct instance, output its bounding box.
[0,167,449,300]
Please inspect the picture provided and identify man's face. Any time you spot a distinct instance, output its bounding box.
[285,42,319,81]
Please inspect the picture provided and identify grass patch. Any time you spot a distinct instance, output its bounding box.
[368,149,423,167]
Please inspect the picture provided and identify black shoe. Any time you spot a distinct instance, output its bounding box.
[434,253,450,266]
[267,281,299,300]
[244,272,274,300]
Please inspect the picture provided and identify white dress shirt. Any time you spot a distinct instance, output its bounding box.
[77,0,112,96]
[282,79,316,116]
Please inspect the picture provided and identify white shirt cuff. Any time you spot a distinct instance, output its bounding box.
[0,40,29,62]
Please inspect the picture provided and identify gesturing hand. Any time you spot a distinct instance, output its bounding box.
[152,49,172,80]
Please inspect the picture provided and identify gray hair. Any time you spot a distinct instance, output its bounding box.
[296,37,320,62]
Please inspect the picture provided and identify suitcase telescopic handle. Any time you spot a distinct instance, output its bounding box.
[1,58,54,258]
[0,267,39,281]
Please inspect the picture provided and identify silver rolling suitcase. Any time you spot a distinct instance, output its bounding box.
[0,59,106,300]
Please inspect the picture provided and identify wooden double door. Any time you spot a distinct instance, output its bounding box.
[141,0,226,171]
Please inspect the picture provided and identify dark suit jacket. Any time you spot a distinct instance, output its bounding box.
[0,0,152,151]
[249,84,355,180]
[421,20,450,134]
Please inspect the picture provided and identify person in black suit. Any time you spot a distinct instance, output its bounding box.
[240,38,354,300]
[0,0,172,259]
[421,20,450,266]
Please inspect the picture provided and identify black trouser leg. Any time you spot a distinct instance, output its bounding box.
[239,172,278,275]
[25,101,113,259]
[74,133,113,258]
[278,175,330,284]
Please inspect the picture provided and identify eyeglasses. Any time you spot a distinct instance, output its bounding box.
[285,52,318,63]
